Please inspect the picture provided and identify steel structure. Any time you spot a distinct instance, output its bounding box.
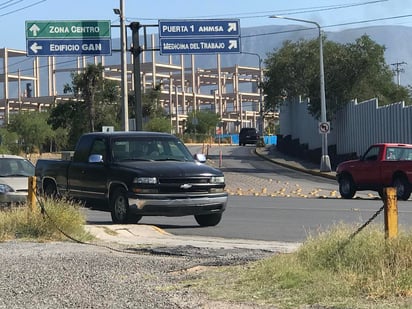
[0,42,278,133]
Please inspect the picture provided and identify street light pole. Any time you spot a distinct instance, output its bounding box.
[269,15,331,172]
[113,0,129,131]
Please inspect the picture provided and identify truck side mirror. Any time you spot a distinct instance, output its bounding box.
[89,154,104,163]
[194,153,206,163]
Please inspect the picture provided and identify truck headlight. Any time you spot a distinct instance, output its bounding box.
[211,176,225,184]
[0,184,14,194]
[133,177,158,184]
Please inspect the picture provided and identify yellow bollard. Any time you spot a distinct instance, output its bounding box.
[384,187,398,239]
[27,176,37,212]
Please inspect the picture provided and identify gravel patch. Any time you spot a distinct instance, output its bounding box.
[0,241,277,309]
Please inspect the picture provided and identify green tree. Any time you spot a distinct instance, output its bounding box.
[262,34,411,120]
[7,112,54,153]
[63,63,120,132]
[48,100,88,148]
[128,85,171,132]
[185,110,220,135]
[144,117,171,132]
[0,128,19,154]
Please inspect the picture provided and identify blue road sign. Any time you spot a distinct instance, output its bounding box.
[159,37,240,55]
[159,19,240,38]
[26,39,112,56]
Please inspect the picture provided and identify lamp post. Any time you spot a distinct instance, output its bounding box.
[241,51,264,134]
[113,0,129,131]
[269,15,331,172]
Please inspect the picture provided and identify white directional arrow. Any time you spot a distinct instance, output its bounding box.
[227,22,237,33]
[29,24,40,36]
[30,42,43,54]
[228,40,238,50]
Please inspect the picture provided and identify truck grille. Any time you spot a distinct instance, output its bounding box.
[158,177,215,193]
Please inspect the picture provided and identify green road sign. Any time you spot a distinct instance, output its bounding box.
[25,20,111,39]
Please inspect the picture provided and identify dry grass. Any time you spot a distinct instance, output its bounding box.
[188,224,412,308]
[0,198,92,242]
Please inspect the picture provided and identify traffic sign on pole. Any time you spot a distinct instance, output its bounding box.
[159,19,240,37]
[26,39,112,56]
[158,19,241,55]
[26,20,111,39]
[318,121,330,134]
[25,20,112,56]
[160,37,240,54]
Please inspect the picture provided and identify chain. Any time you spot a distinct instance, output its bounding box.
[332,204,385,257]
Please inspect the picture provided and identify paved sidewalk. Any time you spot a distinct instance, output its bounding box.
[255,145,336,180]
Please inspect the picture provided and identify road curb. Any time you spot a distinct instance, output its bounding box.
[254,148,336,181]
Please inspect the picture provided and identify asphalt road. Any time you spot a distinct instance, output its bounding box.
[86,145,412,243]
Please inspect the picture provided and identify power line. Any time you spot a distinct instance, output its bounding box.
[128,0,387,22]
[0,0,47,18]
[241,14,412,39]
[0,0,24,10]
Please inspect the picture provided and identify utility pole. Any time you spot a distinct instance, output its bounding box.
[391,61,407,86]
[129,22,159,131]
[130,22,143,131]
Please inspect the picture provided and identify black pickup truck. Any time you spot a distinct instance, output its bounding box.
[35,131,228,226]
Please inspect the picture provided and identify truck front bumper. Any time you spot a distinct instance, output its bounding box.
[128,192,228,216]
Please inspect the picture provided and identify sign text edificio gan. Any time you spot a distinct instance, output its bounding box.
[50,43,102,52]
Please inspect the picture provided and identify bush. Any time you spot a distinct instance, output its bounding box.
[0,199,93,242]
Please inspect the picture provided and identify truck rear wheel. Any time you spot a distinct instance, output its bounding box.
[338,175,356,199]
[194,213,222,226]
[392,176,411,201]
[110,187,141,224]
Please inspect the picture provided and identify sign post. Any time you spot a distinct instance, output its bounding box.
[158,19,241,55]
[25,20,112,56]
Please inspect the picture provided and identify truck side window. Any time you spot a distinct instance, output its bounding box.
[90,139,107,162]
[363,146,379,161]
[386,148,396,160]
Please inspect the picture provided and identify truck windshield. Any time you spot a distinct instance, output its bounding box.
[111,137,194,162]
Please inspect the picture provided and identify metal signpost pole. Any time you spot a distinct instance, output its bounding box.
[114,0,129,131]
[119,0,129,131]
[270,15,331,172]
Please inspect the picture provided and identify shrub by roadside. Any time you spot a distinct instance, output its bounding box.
[0,199,92,242]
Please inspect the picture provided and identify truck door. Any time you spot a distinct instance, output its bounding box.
[354,145,381,186]
[68,137,108,201]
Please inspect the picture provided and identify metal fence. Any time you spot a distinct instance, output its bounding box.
[279,98,412,156]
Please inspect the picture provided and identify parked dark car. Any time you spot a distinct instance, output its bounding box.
[239,127,259,146]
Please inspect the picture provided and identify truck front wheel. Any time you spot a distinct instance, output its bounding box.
[338,175,356,199]
[110,188,141,224]
[194,213,222,226]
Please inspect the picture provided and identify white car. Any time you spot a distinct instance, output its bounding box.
[0,154,35,205]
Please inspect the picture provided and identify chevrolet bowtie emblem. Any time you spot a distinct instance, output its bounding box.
[180,184,192,189]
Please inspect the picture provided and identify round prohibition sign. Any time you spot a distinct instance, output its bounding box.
[318,121,330,134]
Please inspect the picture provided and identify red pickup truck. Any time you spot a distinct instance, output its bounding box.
[336,143,412,200]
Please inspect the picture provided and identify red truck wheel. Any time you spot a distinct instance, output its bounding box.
[338,175,356,199]
[392,177,411,201]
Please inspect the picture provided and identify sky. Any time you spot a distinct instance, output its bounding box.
[1,0,412,51]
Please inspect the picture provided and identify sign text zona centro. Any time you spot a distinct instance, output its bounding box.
[26,20,111,39]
